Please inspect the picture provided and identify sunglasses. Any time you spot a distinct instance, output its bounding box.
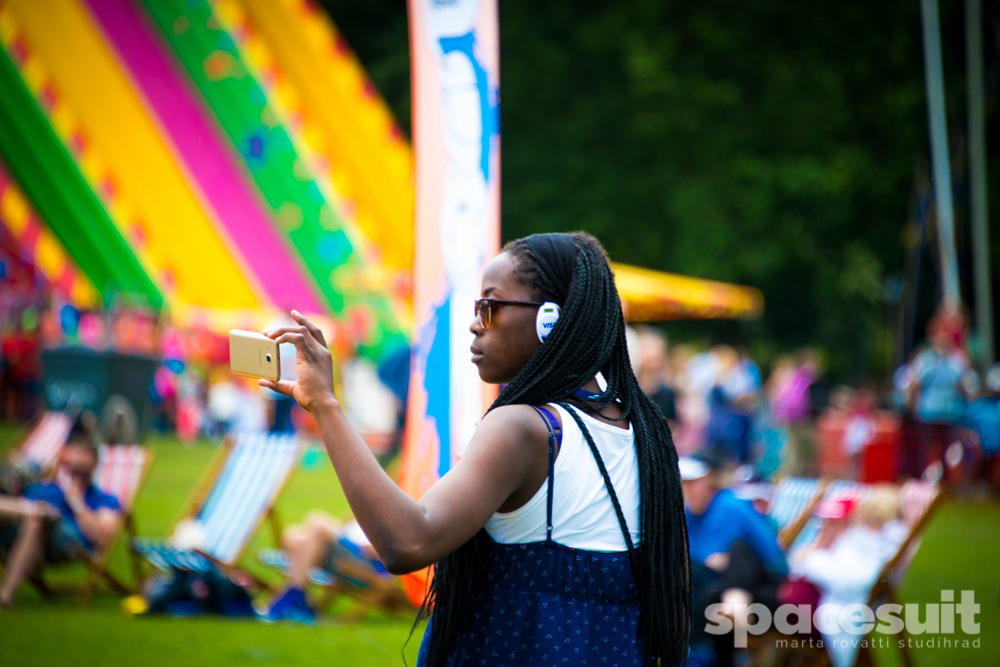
[474,298,545,329]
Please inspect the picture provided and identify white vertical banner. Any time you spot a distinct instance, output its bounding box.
[400,0,500,504]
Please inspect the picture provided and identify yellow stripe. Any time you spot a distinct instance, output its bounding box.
[7,0,263,311]
[0,183,99,308]
[0,186,29,235]
[234,0,414,271]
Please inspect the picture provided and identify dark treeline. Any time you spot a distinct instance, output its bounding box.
[322,0,1000,381]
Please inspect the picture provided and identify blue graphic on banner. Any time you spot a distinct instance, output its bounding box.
[422,297,452,478]
[438,32,498,181]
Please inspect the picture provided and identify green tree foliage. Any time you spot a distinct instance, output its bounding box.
[324,0,993,379]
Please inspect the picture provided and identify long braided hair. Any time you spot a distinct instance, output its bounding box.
[416,231,691,665]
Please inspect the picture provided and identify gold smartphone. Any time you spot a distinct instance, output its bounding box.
[229,329,280,381]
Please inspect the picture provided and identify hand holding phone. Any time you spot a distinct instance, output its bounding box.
[259,311,337,413]
[229,329,281,381]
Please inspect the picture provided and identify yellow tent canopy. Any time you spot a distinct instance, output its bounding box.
[612,262,764,322]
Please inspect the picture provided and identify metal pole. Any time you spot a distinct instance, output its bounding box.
[920,0,961,306]
[967,0,994,366]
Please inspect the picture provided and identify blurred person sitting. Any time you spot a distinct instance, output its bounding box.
[0,420,122,607]
[786,486,906,667]
[682,453,788,667]
[262,511,382,623]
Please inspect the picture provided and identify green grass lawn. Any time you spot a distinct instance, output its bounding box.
[0,421,997,666]
[0,422,424,667]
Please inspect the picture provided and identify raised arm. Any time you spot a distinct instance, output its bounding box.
[261,311,547,574]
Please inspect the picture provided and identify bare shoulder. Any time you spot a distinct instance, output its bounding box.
[470,404,558,455]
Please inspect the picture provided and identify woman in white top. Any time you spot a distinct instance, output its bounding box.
[262,232,690,666]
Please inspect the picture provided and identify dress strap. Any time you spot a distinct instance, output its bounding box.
[530,405,561,542]
[556,402,640,577]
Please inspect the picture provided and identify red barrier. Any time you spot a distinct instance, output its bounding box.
[816,410,902,482]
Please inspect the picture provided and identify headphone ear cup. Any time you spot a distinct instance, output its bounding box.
[535,302,561,343]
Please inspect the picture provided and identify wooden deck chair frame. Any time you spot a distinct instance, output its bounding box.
[775,478,831,551]
[854,483,944,667]
[21,445,155,605]
[257,538,413,622]
[145,434,304,591]
[294,539,412,623]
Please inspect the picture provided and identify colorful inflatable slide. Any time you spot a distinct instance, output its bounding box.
[0,0,412,361]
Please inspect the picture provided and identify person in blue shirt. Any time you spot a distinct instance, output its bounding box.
[682,452,787,667]
[0,435,121,607]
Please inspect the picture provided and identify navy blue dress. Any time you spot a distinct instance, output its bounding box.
[418,407,646,666]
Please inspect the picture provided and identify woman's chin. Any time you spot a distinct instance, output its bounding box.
[474,365,507,386]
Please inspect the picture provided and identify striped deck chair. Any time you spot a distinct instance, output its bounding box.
[134,432,304,585]
[79,445,153,602]
[767,477,828,549]
[855,480,942,667]
[30,444,153,603]
[786,480,871,557]
[750,481,942,667]
[10,411,73,475]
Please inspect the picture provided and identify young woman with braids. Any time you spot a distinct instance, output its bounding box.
[261,232,691,666]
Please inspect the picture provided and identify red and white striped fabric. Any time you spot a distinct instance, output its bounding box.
[18,412,73,471]
[899,480,939,527]
[93,445,148,510]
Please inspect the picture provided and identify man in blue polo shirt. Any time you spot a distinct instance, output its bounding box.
[682,452,787,667]
[0,435,122,607]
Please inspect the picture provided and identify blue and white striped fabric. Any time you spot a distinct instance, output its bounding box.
[788,480,870,556]
[768,477,822,530]
[133,540,214,573]
[196,433,302,564]
[135,432,303,571]
[257,547,336,586]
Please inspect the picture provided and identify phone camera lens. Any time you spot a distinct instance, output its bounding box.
[266,353,272,363]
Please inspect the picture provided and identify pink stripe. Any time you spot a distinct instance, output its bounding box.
[96,445,145,508]
[83,0,323,312]
[23,412,71,468]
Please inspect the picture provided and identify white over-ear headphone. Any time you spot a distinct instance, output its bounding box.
[535,302,561,343]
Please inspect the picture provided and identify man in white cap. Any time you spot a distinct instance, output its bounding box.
[682,452,787,667]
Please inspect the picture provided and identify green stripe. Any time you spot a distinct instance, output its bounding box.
[140,0,404,358]
[0,46,163,310]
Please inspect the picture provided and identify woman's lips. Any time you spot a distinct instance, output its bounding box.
[470,346,483,363]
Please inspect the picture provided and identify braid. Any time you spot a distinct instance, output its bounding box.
[416,232,691,666]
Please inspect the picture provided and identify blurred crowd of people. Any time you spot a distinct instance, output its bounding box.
[631,304,999,499]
